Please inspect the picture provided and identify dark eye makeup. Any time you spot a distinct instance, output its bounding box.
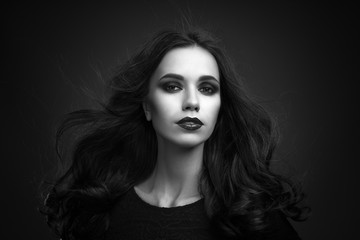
[159,79,219,95]
[198,82,219,95]
[161,81,182,93]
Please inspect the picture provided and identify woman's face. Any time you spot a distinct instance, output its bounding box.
[144,46,221,148]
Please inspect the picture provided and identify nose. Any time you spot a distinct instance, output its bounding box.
[182,87,200,112]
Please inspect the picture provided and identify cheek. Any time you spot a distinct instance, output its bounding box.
[150,93,178,121]
[203,97,221,124]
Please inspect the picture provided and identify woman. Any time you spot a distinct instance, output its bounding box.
[41,27,309,240]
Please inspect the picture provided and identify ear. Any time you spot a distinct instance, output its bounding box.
[142,101,152,121]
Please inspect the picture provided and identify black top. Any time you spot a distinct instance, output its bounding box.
[105,188,301,240]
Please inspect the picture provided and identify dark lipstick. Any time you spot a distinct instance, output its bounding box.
[176,117,203,130]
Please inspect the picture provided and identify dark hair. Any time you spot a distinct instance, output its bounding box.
[41,27,309,239]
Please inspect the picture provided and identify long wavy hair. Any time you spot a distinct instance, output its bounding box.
[41,27,309,240]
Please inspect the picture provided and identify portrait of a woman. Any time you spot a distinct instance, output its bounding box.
[5,1,358,240]
[41,27,309,240]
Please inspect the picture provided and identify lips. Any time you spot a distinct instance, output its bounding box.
[176,117,203,130]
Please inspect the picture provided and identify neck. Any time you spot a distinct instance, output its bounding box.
[136,140,204,207]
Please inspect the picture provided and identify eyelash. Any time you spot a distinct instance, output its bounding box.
[162,83,218,95]
[164,84,182,92]
[199,86,216,95]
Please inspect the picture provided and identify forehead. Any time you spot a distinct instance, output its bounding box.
[152,46,220,81]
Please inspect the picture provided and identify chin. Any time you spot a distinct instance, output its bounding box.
[170,134,210,148]
[155,128,214,148]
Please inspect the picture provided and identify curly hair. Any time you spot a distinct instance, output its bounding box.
[40,27,309,240]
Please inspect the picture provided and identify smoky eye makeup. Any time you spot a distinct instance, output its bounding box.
[158,74,220,94]
[198,81,220,95]
[160,80,183,93]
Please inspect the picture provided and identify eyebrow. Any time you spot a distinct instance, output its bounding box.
[159,73,219,83]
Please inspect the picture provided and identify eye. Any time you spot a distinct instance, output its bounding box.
[199,85,218,95]
[199,87,213,93]
[167,85,181,92]
[162,83,182,93]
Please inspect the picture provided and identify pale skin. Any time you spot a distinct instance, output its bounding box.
[135,46,221,208]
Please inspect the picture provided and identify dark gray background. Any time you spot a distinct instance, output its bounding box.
[3,1,357,239]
